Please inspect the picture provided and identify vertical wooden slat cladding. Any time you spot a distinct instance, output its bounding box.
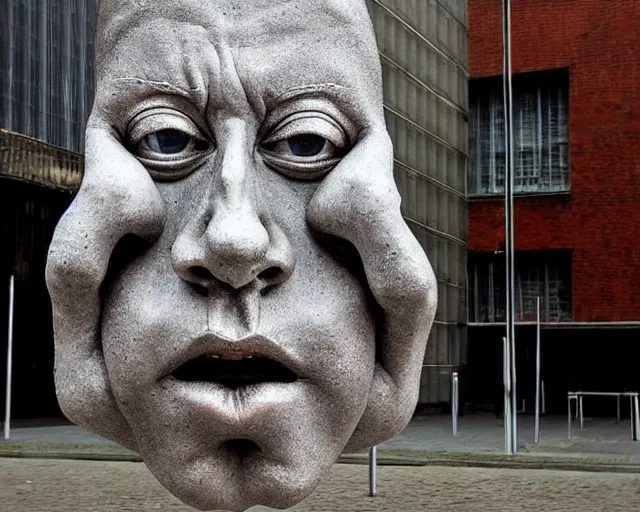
[1,0,98,153]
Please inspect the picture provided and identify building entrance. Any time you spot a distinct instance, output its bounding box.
[466,325,640,417]
[1,179,72,419]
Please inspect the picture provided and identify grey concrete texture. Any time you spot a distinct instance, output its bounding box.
[3,458,640,511]
[44,1,437,511]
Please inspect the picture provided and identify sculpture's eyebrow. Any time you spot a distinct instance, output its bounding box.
[102,76,208,113]
[264,83,361,116]
[273,83,350,102]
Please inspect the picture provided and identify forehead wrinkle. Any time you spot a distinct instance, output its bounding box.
[98,0,376,57]
[97,18,218,113]
[96,0,382,119]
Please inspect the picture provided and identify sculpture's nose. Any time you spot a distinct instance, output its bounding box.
[172,122,294,291]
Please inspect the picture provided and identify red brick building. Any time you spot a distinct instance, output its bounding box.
[466,0,640,413]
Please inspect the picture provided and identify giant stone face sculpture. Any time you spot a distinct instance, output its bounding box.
[45,1,437,510]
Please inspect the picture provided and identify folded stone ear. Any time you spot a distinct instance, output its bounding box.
[307,129,437,450]
[46,125,166,450]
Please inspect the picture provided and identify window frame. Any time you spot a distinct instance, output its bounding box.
[468,68,571,197]
[468,250,573,324]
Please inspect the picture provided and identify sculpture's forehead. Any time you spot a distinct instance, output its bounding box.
[96,0,381,101]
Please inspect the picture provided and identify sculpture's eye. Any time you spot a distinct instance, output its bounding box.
[145,129,192,154]
[260,112,348,180]
[287,134,326,157]
[127,108,213,181]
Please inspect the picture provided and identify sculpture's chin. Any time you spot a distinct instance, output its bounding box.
[142,446,326,512]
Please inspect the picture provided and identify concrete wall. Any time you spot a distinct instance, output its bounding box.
[368,0,469,404]
[468,0,640,322]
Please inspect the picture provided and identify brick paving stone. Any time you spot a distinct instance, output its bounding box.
[2,458,640,511]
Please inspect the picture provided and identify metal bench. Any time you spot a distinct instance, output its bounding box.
[567,391,640,441]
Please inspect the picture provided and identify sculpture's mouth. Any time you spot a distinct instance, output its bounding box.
[172,353,299,389]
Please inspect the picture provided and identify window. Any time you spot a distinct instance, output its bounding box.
[469,250,572,323]
[469,70,569,195]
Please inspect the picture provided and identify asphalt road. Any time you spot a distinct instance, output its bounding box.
[2,458,640,511]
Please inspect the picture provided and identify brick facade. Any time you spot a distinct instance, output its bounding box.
[468,0,640,321]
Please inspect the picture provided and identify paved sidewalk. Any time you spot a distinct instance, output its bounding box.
[4,413,640,466]
[381,414,640,461]
[3,458,640,511]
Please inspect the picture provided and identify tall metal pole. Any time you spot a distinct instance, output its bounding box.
[534,297,541,443]
[4,275,15,440]
[502,0,517,454]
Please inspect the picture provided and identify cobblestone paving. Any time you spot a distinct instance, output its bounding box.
[2,459,640,511]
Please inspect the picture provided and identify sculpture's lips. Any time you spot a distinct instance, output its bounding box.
[164,333,304,389]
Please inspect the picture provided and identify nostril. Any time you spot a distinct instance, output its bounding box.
[191,266,215,282]
[257,266,284,284]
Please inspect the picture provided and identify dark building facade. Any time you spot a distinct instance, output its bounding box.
[1,0,97,419]
[466,0,640,413]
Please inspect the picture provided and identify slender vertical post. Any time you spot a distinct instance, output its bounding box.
[617,395,621,424]
[567,395,572,440]
[452,372,459,437]
[633,394,640,441]
[534,297,541,443]
[629,395,636,441]
[368,446,377,497]
[502,0,517,455]
[4,275,15,441]
[503,337,513,454]
[541,379,546,415]
[579,395,584,429]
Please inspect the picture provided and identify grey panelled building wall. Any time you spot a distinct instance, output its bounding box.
[1,0,98,153]
[368,0,469,404]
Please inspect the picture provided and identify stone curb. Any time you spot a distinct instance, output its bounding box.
[2,446,640,474]
[0,450,142,462]
[339,453,640,474]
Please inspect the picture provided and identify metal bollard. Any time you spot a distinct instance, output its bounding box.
[631,395,635,441]
[369,446,377,497]
[503,337,513,454]
[451,372,459,437]
[633,394,640,441]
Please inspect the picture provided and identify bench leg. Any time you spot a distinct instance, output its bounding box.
[579,395,584,429]
[567,396,572,440]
